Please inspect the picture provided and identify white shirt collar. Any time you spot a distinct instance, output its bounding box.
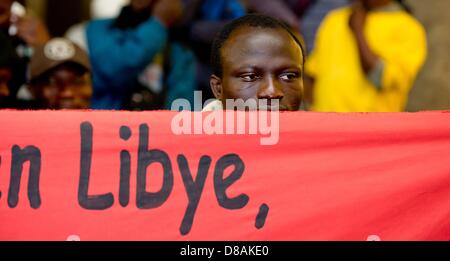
[202,100,223,111]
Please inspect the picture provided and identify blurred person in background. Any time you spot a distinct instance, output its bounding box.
[67,0,196,111]
[66,0,129,51]
[180,0,246,103]
[0,0,50,106]
[304,0,427,112]
[0,0,49,47]
[27,38,92,110]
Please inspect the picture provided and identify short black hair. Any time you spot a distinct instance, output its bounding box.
[211,14,306,78]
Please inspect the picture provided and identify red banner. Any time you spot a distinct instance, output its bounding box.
[0,110,449,241]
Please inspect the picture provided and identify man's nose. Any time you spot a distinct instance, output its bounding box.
[257,76,284,100]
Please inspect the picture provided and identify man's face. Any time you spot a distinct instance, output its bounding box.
[0,67,12,106]
[33,65,92,110]
[0,0,13,29]
[212,27,304,111]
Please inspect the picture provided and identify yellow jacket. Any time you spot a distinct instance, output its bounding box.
[306,5,427,112]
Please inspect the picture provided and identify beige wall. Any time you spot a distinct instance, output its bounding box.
[407,0,450,111]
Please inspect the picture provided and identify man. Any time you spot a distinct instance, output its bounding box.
[304,0,427,112]
[28,38,92,109]
[205,14,305,111]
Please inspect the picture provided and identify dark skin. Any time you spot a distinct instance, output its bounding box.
[31,65,92,110]
[304,0,390,106]
[210,26,304,111]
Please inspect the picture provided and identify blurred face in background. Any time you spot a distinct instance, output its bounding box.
[0,0,13,29]
[31,64,92,110]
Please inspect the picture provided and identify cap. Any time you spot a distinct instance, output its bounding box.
[29,38,91,82]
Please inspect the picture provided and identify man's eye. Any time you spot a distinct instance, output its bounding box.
[280,73,299,81]
[240,73,260,82]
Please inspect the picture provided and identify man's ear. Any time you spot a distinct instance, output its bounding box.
[210,75,223,100]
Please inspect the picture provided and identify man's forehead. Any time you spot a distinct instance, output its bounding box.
[225,27,301,51]
[226,26,296,47]
[222,27,303,66]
